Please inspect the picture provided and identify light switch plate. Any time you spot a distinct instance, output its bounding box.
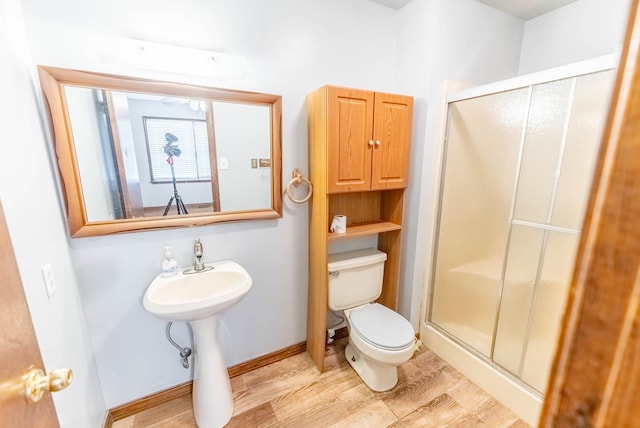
[41,263,57,298]
[219,157,229,170]
[259,158,271,167]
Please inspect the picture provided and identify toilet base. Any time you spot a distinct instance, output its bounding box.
[345,343,399,392]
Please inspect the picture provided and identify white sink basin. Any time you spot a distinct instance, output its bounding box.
[143,260,252,321]
[143,259,253,428]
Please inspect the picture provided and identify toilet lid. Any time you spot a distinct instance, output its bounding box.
[349,303,415,351]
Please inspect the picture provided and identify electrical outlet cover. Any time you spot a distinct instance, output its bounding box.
[41,263,57,298]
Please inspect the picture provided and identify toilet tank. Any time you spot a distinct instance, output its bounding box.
[327,248,387,311]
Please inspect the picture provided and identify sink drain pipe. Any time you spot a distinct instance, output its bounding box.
[165,322,193,369]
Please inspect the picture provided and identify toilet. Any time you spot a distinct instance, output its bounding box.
[328,248,416,392]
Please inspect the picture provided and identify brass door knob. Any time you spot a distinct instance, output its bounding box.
[24,367,72,403]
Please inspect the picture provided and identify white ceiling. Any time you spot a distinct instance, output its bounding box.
[474,0,579,20]
[367,0,413,10]
[368,0,579,20]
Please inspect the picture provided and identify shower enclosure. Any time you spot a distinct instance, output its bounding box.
[421,56,616,425]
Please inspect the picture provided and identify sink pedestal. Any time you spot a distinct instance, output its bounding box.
[191,316,233,428]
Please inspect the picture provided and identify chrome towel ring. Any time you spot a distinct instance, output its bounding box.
[286,168,313,204]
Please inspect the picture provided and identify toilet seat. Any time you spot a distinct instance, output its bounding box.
[348,303,415,351]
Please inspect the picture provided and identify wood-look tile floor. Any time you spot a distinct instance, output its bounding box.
[113,337,531,427]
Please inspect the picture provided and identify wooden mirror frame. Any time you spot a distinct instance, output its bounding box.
[37,66,282,237]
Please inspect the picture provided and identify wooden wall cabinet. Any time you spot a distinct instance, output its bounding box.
[307,85,414,371]
[327,86,413,193]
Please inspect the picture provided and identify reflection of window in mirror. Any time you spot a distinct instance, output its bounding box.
[113,94,219,217]
[141,116,219,216]
[144,118,211,183]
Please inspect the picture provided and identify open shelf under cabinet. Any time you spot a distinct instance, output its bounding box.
[327,221,402,240]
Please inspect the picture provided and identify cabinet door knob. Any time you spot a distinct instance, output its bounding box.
[368,140,374,146]
[375,140,381,146]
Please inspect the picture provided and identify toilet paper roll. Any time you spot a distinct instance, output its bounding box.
[330,215,347,233]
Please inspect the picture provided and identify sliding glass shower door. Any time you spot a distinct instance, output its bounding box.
[429,69,615,393]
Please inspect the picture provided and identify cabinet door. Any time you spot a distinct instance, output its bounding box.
[327,87,374,193]
[371,92,413,190]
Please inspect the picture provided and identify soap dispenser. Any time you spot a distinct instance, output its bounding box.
[161,246,178,277]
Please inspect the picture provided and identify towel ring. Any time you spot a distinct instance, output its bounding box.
[286,168,313,204]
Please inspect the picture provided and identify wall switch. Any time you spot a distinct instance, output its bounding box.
[259,158,271,167]
[219,157,229,170]
[41,263,57,298]
[251,158,258,169]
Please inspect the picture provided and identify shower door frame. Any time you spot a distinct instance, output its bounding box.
[419,53,619,426]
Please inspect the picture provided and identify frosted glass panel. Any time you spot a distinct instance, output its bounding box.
[493,226,544,374]
[429,66,612,397]
[431,88,528,357]
[552,70,615,229]
[521,232,579,392]
[513,79,572,223]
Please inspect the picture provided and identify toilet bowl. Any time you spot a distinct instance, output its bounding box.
[344,303,416,391]
[328,248,416,391]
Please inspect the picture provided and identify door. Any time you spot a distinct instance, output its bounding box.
[327,86,374,193]
[541,0,640,425]
[0,201,61,427]
[105,91,145,219]
[371,92,413,190]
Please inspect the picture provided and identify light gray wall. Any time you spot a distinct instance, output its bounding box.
[519,0,631,74]
[215,102,272,212]
[0,0,105,426]
[20,0,400,408]
[395,0,524,328]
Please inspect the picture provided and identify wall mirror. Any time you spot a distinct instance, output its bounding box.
[38,66,282,237]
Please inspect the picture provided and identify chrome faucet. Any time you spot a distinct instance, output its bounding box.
[193,239,205,271]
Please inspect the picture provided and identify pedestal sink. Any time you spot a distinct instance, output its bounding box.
[143,260,252,428]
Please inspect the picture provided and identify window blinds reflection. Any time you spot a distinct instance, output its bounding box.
[143,117,211,182]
